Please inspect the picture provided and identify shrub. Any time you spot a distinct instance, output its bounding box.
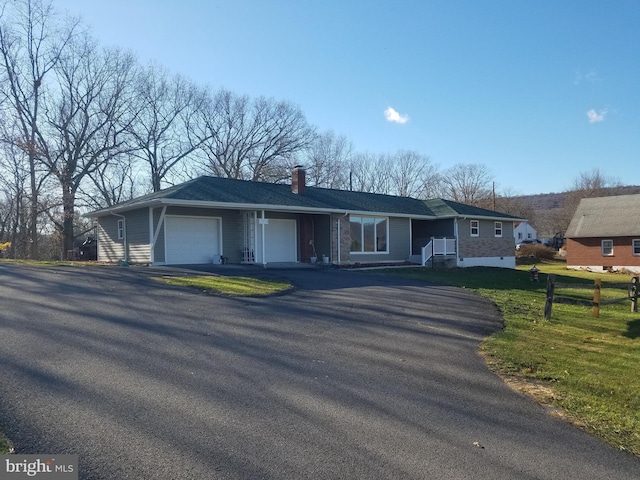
[516,244,556,261]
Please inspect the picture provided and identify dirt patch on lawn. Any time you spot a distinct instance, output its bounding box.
[480,351,587,429]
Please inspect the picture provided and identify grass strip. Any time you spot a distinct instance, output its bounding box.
[153,275,291,296]
[384,262,640,456]
[0,431,13,454]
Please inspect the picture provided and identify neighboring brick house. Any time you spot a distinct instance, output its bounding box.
[565,194,640,273]
[87,166,523,268]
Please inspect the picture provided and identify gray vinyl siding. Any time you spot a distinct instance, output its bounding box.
[126,208,151,263]
[348,216,410,263]
[428,219,455,237]
[97,216,124,262]
[459,218,513,239]
[97,209,150,263]
[262,211,299,220]
[222,211,243,264]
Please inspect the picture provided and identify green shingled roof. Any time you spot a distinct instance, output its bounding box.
[422,198,519,219]
[88,176,521,220]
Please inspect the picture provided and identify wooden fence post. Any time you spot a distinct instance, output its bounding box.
[593,278,601,318]
[544,274,555,320]
[632,276,639,313]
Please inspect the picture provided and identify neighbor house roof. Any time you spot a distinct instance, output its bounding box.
[87,176,522,221]
[565,194,640,238]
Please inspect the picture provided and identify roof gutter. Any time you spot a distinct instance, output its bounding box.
[85,199,165,218]
[86,198,440,220]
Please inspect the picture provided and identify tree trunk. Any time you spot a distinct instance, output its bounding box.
[29,151,38,259]
[62,184,76,257]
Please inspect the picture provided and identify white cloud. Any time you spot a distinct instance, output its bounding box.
[587,108,606,123]
[574,68,600,85]
[384,106,409,124]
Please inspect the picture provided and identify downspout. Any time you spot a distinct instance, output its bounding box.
[336,212,349,265]
[111,212,127,263]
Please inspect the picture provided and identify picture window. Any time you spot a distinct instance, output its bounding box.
[349,216,388,253]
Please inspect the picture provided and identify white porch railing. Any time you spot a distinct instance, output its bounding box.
[421,240,433,266]
[421,237,457,266]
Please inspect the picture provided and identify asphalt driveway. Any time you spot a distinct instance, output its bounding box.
[0,263,638,479]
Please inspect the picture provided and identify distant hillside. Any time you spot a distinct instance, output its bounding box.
[513,185,640,212]
[510,185,640,237]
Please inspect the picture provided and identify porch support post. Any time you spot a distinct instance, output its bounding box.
[261,210,267,267]
[150,206,167,264]
[454,219,460,267]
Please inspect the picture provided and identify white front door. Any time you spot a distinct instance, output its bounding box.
[256,218,297,263]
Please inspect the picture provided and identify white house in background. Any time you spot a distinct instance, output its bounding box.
[514,221,537,245]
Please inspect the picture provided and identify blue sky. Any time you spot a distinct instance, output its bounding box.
[54,0,639,195]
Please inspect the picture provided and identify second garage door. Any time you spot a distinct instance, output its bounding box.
[165,216,221,265]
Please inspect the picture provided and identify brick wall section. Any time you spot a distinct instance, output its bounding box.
[458,236,515,259]
[299,214,314,262]
[566,237,640,268]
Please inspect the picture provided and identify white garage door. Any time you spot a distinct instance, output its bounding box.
[165,216,221,265]
[264,219,297,263]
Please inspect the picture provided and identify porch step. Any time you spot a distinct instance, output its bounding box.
[431,256,457,268]
[408,255,423,264]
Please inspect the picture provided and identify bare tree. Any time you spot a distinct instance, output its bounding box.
[197,89,315,182]
[345,150,441,198]
[560,168,624,232]
[79,152,140,209]
[305,130,351,189]
[572,168,620,192]
[129,63,208,192]
[389,150,439,198]
[494,189,534,220]
[440,163,494,206]
[0,0,78,258]
[348,152,394,194]
[42,34,137,255]
[0,139,30,257]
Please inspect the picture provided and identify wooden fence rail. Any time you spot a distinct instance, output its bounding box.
[544,275,639,320]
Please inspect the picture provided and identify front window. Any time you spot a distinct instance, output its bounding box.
[633,239,640,255]
[601,239,613,256]
[350,216,388,253]
[495,222,503,237]
[470,220,479,237]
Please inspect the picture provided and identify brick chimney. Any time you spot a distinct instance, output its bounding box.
[292,165,306,194]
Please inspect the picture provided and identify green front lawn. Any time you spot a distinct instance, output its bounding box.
[0,431,12,454]
[385,262,640,456]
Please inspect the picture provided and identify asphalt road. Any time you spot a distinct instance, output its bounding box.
[0,263,638,479]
